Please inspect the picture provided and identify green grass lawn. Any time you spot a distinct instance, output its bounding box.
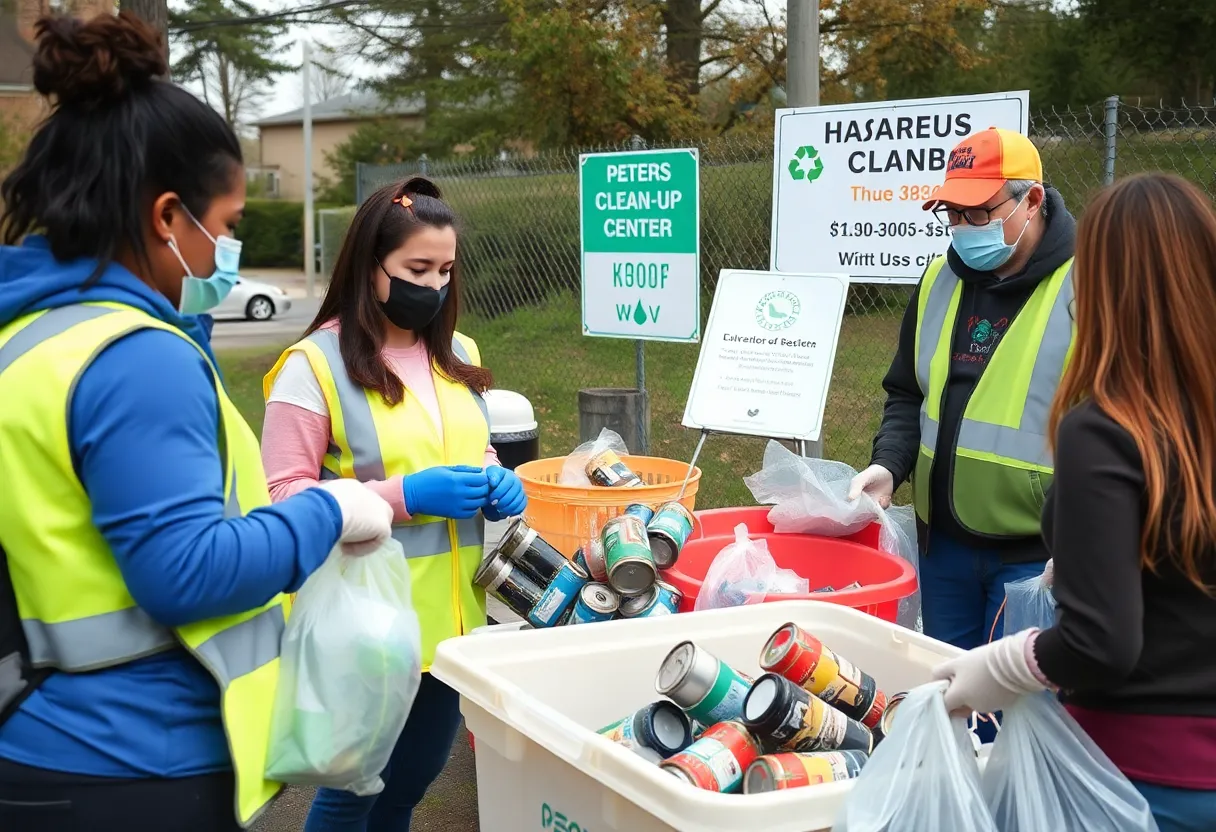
[218,294,901,511]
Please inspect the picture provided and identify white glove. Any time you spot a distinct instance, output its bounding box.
[847,464,894,509]
[931,629,1046,715]
[315,479,394,554]
[1041,558,1054,588]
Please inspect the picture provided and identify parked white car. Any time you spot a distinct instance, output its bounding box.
[212,277,292,321]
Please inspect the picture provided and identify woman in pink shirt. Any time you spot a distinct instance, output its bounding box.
[262,177,526,832]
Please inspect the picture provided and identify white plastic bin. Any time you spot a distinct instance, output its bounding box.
[432,600,963,832]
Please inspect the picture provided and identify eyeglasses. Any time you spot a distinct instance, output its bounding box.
[932,194,1016,228]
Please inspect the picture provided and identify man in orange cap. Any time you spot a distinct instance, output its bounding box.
[849,128,1075,739]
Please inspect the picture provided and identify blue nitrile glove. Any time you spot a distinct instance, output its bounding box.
[403,465,489,519]
[483,465,527,522]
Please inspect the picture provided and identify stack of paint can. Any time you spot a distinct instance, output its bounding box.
[739,673,875,755]
[473,519,589,628]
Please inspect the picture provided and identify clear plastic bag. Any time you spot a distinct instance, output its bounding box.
[266,538,422,795]
[745,441,923,631]
[833,681,998,832]
[983,692,1159,832]
[559,427,629,486]
[694,523,809,611]
[1002,566,1056,634]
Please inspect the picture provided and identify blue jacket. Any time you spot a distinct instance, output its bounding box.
[0,237,341,777]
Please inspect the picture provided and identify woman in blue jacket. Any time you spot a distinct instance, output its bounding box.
[0,13,392,831]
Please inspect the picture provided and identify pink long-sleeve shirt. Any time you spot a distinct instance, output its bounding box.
[262,330,497,521]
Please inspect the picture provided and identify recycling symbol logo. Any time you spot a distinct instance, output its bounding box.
[788,145,824,182]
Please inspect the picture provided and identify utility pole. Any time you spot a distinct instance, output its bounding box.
[787,0,819,108]
[302,40,316,299]
[788,0,823,460]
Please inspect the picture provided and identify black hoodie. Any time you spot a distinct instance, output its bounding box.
[870,187,1077,563]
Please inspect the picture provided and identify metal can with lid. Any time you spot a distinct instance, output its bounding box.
[473,551,544,622]
[875,690,910,743]
[619,581,682,618]
[498,518,570,586]
[743,750,868,793]
[567,582,620,625]
[646,501,695,570]
[586,449,644,488]
[656,641,754,727]
[602,515,656,596]
[599,701,693,762]
[741,672,874,754]
[660,721,761,793]
[760,622,887,729]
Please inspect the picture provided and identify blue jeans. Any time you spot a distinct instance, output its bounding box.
[919,533,1046,743]
[1133,781,1216,832]
[304,673,463,832]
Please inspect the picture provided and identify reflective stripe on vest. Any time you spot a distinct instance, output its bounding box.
[915,260,1074,470]
[302,329,489,558]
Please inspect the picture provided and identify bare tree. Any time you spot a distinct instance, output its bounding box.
[120,0,169,66]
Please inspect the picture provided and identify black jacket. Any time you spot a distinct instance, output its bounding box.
[870,187,1076,563]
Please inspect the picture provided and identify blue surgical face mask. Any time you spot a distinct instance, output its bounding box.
[167,208,242,315]
[950,191,1032,273]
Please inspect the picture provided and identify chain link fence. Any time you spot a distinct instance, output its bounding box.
[336,99,1216,509]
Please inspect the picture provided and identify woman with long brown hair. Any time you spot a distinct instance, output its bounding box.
[934,173,1216,831]
[261,177,525,831]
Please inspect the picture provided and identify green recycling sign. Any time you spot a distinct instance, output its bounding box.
[579,148,701,343]
[788,145,824,182]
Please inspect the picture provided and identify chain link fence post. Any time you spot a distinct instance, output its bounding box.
[1103,96,1120,186]
[628,134,649,453]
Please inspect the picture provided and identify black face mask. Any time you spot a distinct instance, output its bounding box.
[378,267,449,332]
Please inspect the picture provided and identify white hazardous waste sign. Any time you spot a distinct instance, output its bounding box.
[683,270,849,442]
[771,91,1030,280]
[580,148,701,342]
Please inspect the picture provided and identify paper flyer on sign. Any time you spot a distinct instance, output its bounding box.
[683,270,849,442]
[771,90,1029,280]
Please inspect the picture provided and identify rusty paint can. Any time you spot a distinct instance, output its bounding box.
[618,580,682,618]
[741,672,874,754]
[743,750,869,793]
[760,622,887,729]
[656,641,754,727]
[646,501,695,569]
[586,449,644,488]
[602,515,656,596]
[659,721,761,793]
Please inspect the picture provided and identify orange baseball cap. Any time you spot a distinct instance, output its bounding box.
[922,128,1042,209]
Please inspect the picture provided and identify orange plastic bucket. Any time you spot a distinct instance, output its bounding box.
[514,455,702,557]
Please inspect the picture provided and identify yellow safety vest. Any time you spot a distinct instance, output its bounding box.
[912,256,1075,538]
[0,303,287,828]
[264,329,490,669]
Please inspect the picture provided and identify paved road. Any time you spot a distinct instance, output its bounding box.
[211,296,321,350]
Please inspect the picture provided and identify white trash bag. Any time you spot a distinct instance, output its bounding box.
[983,692,1159,832]
[559,427,629,486]
[833,681,998,832]
[694,523,809,611]
[1002,562,1056,635]
[266,538,422,795]
[745,441,922,631]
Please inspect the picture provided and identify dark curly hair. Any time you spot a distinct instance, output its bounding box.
[306,177,494,402]
[0,11,242,280]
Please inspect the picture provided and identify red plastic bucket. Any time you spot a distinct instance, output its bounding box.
[662,506,917,623]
